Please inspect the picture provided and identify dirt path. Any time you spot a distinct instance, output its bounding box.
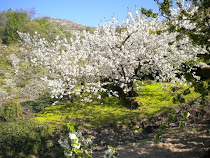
[92,122,210,158]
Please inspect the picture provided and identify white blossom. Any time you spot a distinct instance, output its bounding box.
[104,146,119,158]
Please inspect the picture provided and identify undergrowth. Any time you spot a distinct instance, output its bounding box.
[0,119,62,158]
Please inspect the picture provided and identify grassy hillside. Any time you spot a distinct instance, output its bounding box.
[0,9,90,45]
[46,17,92,32]
[0,43,20,91]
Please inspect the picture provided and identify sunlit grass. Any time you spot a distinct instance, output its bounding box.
[35,97,137,129]
[34,81,200,130]
[135,82,199,117]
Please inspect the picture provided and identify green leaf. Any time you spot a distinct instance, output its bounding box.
[66,123,75,132]
[179,122,186,129]
[173,97,178,104]
[183,111,189,121]
[168,41,174,45]
[155,132,161,142]
[180,98,185,103]
[183,88,191,95]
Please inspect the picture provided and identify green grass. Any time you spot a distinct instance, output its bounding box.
[0,44,18,87]
[135,81,199,117]
[34,81,200,130]
[35,97,136,128]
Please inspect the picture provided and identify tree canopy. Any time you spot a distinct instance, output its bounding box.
[141,0,210,51]
[2,9,29,44]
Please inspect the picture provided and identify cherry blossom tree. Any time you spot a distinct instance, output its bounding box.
[18,8,207,102]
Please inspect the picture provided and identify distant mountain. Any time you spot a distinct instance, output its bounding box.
[45,17,94,32]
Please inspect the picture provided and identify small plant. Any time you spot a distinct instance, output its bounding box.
[58,125,119,158]
[58,126,92,158]
[0,101,23,121]
[155,132,162,142]
[104,146,119,158]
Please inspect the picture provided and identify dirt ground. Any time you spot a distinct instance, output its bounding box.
[88,102,210,158]
[92,121,210,158]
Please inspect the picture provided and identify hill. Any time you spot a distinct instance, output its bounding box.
[45,17,94,32]
[0,9,94,44]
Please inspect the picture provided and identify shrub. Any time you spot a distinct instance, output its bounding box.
[3,9,29,44]
[0,120,55,158]
[0,101,23,121]
[21,96,55,113]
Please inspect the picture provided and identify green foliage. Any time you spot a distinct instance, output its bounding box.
[179,121,186,129]
[135,82,198,115]
[35,97,133,128]
[0,11,7,39]
[173,93,185,104]
[21,96,55,113]
[155,132,162,142]
[34,18,49,29]
[24,21,44,35]
[140,8,158,18]
[85,27,94,34]
[2,9,29,44]
[141,0,210,51]
[34,17,74,42]
[0,120,55,158]
[0,101,23,121]
[0,44,13,77]
[36,18,75,43]
[182,61,209,105]
[66,122,78,133]
[34,18,52,38]
[0,10,75,44]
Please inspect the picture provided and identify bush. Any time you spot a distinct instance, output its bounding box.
[0,120,55,158]
[2,9,29,44]
[0,101,23,121]
[21,96,55,113]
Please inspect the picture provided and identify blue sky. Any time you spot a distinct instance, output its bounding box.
[0,0,159,27]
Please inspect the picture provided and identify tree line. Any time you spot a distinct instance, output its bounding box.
[0,9,73,44]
